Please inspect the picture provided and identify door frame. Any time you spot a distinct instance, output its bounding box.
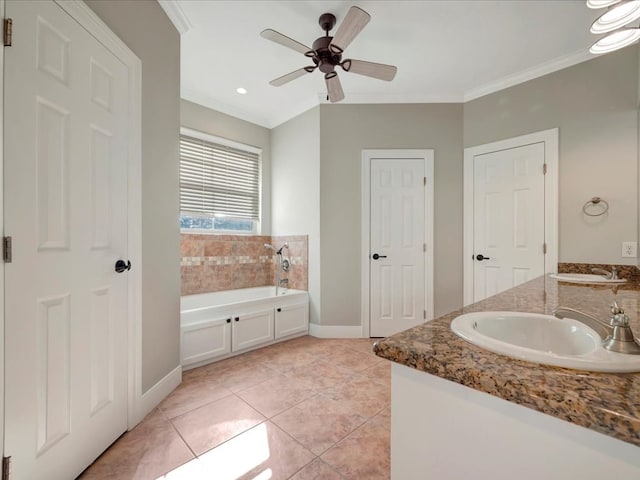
[361,149,434,338]
[463,128,558,306]
[2,0,144,438]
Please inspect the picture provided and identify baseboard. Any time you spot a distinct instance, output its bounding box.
[309,323,363,338]
[133,365,181,426]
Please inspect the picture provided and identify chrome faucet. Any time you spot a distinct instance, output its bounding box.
[264,242,289,295]
[553,301,640,354]
[591,266,619,280]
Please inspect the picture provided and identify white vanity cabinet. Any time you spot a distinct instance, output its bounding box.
[180,288,309,369]
[181,315,232,366]
[231,307,275,351]
[275,301,309,339]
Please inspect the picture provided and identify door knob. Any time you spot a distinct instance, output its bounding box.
[372,253,387,260]
[115,259,132,273]
[475,254,490,261]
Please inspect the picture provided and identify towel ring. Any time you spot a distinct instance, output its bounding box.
[583,197,609,217]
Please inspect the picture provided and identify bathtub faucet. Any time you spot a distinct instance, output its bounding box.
[264,243,290,295]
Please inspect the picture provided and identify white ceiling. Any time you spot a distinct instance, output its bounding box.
[162,0,601,128]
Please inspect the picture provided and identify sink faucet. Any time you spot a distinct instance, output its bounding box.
[591,266,619,280]
[553,301,640,354]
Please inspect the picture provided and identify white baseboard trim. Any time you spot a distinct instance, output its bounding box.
[133,365,181,427]
[309,323,363,338]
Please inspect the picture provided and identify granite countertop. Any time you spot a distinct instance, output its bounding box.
[374,274,640,447]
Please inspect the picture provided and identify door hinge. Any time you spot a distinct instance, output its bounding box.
[543,242,547,254]
[423,243,426,252]
[4,18,12,47]
[3,237,11,263]
[3,456,11,480]
[423,310,427,320]
[543,163,547,175]
[423,177,426,186]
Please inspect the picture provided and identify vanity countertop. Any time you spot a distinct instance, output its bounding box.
[373,274,640,447]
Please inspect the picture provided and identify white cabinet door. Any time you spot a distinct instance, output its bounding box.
[275,302,309,339]
[232,308,274,351]
[182,317,232,367]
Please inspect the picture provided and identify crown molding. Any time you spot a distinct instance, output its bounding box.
[158,0,192,35]
[464,48,593,101]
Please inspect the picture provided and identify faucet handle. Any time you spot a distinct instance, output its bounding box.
[611,266,619,280]
[610,301,630,326]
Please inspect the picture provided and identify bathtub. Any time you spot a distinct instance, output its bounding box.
[180,286,309,369]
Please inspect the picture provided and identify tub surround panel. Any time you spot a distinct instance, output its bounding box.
[180,234,308,295]
[374,275,640,447]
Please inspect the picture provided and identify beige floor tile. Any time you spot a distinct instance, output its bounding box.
[237,374,318,418]
[80,409,193,480]
[289,458,344,479]
[283,358,355,389]
[360,360,391,387]
[171,395,265,455]
[259,348,320,372]
[322,375,390,419]
[327,348,385,373]
[321,420,390,480]
[158,375,233,419]
[272,394,366,455]
[215,362,280,393]
[197,421,315,480]
[369,406,391,431]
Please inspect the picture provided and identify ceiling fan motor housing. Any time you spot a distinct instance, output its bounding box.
[312,36,342,73]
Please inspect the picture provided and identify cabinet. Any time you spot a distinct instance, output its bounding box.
[180,292,309,369]
[275,302,309,339]
[181,316,232,366]
[232,307,274,351]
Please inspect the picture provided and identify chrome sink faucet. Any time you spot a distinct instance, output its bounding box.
[553,301,640,355]
[591,266,619,280]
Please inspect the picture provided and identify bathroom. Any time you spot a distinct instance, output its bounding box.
[4,1,640,479]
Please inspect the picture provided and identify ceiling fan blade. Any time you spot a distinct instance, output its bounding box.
[269,68,311,87]
[329,6,370,54]
[342,59,397,81]
[260,29,311,55]
[325,73,345,103]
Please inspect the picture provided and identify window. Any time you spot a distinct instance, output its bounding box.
[179,128,261,233]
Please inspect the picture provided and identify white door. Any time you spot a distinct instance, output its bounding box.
[370,158,426,337]
[4,1,130,478]
[472,142,545,302]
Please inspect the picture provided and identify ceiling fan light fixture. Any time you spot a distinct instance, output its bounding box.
[590,26,640,53]
[590,0,640,34]
[236,87,247,95]
[586,0,621,8]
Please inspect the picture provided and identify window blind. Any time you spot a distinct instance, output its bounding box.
[179,134,260,220]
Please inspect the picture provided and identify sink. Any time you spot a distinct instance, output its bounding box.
[549,273,626,284]
[451,311,640,372]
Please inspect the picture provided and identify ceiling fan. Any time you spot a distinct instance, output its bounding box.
[260,6,397,103]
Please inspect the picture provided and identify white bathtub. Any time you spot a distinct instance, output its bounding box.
[180,286,309,368]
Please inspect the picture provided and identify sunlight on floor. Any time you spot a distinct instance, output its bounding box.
[157,423,271,479]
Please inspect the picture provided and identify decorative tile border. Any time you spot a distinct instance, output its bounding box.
[180,255,305,267]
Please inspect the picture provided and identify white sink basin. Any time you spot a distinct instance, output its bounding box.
[549,273,626,284]
[451,311,640,372]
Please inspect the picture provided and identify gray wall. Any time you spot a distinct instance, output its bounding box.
[271,108,321,324]
[465,47,639,266]
[86,0,181,392]
[181,99,272,234]
[320,104,464,325]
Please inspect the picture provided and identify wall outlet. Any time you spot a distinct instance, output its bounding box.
[622,241,637,258]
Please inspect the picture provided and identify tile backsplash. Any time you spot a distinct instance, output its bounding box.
[181,234,308,296]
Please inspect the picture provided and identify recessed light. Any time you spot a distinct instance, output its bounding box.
[587,0,621,9]
[236,87,247,95]
[590,27,640,53]
[590,0,640,34]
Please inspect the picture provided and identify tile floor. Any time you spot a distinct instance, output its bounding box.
[80,336,391,480]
